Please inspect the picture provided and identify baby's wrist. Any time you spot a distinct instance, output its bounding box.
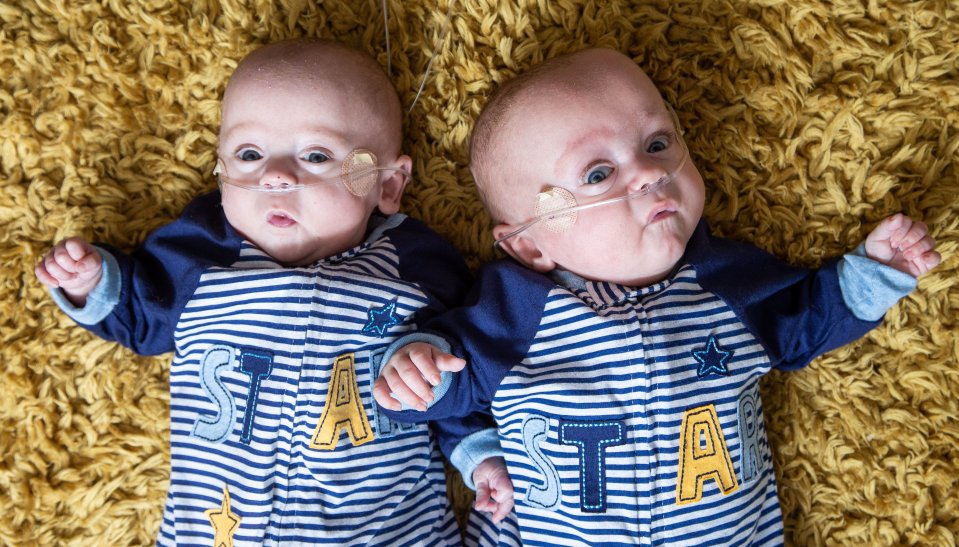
[63,272,103,307]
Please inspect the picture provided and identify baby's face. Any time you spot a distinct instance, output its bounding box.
[217,65,407,266]
[493,53,706,287]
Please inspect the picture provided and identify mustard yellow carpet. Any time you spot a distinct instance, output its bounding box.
[2,1,957,545]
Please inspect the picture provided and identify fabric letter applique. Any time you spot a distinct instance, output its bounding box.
[522,415,561,510]
[310,353,374,450]
[737,392,762,483]
[191,346,274,445]
[676,404,738,505]
[237,349,273,444]
[559,419,626,513]
[362,299,401,337]
[192,346,237,443]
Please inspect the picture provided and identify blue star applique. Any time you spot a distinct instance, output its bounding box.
[363,299,401,337]
[692,335,733,378]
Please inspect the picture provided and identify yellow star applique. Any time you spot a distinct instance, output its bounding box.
[206,486,241,547]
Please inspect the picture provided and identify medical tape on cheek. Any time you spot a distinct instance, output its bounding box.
[534,187,578,232]
[342,149,378,197]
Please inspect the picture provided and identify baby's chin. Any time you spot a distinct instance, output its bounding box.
[575,247,686,287]
[255,241,327,267]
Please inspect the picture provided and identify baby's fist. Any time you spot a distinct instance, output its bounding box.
[864,214,940,278]
[35,237,103,306]
[472,456,514,524]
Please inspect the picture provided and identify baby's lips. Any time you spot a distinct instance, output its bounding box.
[267,211,297,228]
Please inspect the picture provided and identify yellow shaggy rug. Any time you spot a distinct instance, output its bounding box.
[2,1,957,545]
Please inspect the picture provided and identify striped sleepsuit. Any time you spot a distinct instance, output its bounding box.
[50,191,509,546]
[381,220,916,546]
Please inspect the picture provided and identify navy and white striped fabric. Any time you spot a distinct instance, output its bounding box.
[382,220,886,546]
[157,241,462,545]
[56,192,494,546]
[465,506,522,547]
[494,266,783,546]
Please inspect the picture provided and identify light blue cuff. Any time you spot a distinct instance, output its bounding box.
[450,427,504,490]
[380,332,453,410]
[838,244,917,321]
[48,247,121,326]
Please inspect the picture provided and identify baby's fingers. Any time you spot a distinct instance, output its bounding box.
[35,262,61,288]
[871,214,911,246]
[67,243,101,275]
[434,351,466,373]
[41,250,78,283]
[64,237,95,261]
[474,482,495,512]
[379,359,431,411]
[407,345,443,388]
[893,219,929,252]
[900,233,936,262]
[489,494,514,524]
[372,377,400,411]
[909,249,941,277]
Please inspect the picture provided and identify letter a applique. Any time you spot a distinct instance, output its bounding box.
[310,353,374,450]
[676,404,739,505]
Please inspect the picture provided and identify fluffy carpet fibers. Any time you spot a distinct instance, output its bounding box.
[2,1,957,545]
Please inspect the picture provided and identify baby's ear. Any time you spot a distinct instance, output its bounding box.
[377,154,412,215]
[492,224,556,273]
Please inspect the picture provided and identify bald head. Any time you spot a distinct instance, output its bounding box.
[222,39,403,156]
[470,48,665,222]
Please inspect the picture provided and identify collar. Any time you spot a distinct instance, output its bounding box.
[549,267,676,310]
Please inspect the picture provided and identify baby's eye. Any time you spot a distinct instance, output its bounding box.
[648,136,670,154]
[302,151,330,164]
[238,149,262,162]
[584,165,614,185]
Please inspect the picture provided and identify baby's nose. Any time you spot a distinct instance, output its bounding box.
[259,158,298,188]
[625,162,670,195]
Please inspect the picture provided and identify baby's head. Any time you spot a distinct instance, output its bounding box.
[217,39,410,266]
[471,48,706,286]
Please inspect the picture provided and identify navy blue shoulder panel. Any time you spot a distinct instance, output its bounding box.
[382,215,472,322]
[423,259,556,411]
[90,190,244,355]
[685,220,879,370]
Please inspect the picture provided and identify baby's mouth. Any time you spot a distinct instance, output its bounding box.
[267,211,297,228]
[647,204,676,224]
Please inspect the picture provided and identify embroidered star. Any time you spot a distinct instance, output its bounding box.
[363,299,401,337]
[206,486,241,547]
[692,335,733,378]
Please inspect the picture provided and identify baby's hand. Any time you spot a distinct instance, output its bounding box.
[372,342,466,411]
[35,237,103,306]
[472,456,514,524]
[864,214,940,278]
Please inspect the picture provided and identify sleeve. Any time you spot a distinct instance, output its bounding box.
[377,260,554,421]
[838,243,917,321]
[687,221,893,371]
[51,191,243,356]
[385,216,509,483]
[431,412,504,490]
[384,215,473,323]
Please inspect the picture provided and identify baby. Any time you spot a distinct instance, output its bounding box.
[36,39,512,545]
[372,48,940,545]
